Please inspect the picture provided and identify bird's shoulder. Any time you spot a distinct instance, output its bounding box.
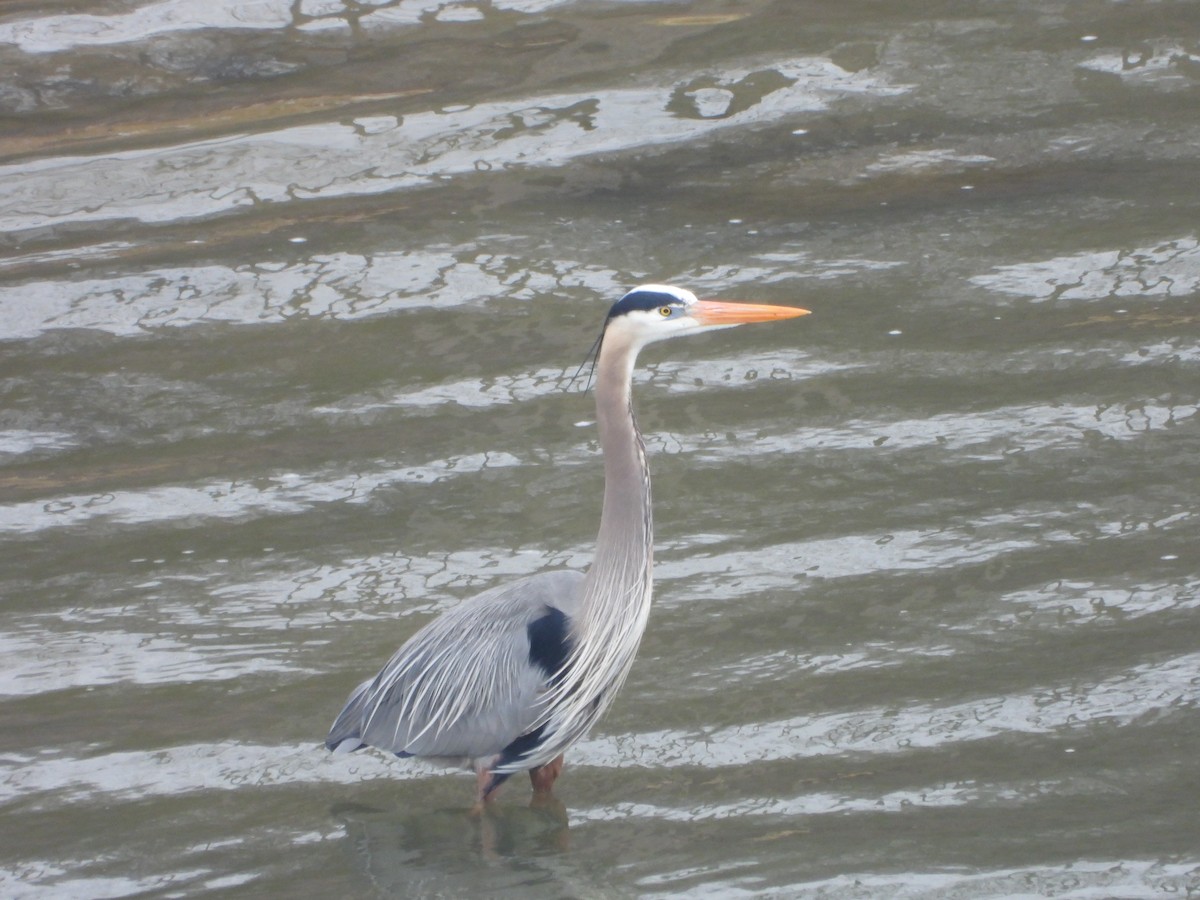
[433,568,585,629]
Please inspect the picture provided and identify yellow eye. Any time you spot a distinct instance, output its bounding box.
[659,306,673,317]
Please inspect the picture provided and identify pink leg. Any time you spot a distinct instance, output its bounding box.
[529,754,565,794]
[470,764,503,816]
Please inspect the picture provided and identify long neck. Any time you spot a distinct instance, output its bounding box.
[583,334,653,622]
[527,330,655,765]
[545,334,653,708]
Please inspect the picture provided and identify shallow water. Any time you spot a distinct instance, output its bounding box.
[2,0,1199,897]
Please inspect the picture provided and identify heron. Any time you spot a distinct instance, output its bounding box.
[326,284,809,809]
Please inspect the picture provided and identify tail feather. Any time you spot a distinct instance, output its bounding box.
[325,678,373,753]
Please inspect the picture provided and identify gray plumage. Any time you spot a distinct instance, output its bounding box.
[326,570,583,763]
[325,284,809,805]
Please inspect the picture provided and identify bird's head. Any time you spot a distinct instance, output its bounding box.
[570,284,810,390]
[604,284,810,348]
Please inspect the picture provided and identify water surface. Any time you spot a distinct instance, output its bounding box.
[2,0,1199,896]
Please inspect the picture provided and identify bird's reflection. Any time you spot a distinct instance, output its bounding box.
[332,794,570,895]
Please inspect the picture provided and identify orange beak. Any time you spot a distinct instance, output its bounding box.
[691,299,812,326]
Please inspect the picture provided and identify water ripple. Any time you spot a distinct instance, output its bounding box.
[751,861,1200,900]
[1078,42,1200,91]
[578,651,1200,770]
[0,453,523,534]
[6,649,1194,810]
[0,57,906,233]
[0,628,299,697]
[970,236,1200,303]
[0,741,415,809]
[0,0,293,54]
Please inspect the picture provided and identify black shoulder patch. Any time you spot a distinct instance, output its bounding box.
[526,606,571,679]
[607,289,678,320]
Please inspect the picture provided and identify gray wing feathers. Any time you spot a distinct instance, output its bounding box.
[329,570,584,762]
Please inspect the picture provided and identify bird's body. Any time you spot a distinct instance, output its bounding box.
[326,570,584,767]
[326,285,808,807]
